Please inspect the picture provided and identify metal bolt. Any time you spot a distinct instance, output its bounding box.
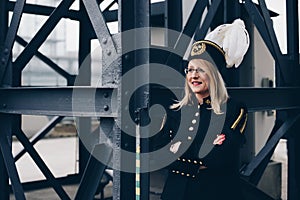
[107,50,111,56]
[102,38,107,44]
[103,93,109,98]
[4,48,9,55]
[1,58,5,65]
[104,105,109,111]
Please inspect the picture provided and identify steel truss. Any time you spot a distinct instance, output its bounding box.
[0,0,299,200]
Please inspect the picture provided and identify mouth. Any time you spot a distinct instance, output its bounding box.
[192,81,202,86]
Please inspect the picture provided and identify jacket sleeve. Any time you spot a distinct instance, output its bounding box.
[200,100,248,170]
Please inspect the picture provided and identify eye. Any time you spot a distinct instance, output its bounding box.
[197,68,205,73]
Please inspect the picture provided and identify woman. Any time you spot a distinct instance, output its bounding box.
[158,20,249,200]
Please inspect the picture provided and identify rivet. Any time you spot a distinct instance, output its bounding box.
[103,93,109,98]
[4,48,9,54]
[103,105,109,111]
[102,38,107,44]
[107,50,111,56]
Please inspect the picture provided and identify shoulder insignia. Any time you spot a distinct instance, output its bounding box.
[240,113,248,133]
[231,108,245,130]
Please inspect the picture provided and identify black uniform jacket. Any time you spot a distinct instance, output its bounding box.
[152,96,248,200]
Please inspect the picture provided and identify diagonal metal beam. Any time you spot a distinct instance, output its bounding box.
[258,0,283,61]
[164,0,209,71]
[15,35,76,85]
[15,129,70,199]
[243,0,286,84]
[243,0,275,57]
[81,0,117,56]
[14,0,75,72]
[194,0,222,40]
[240,113,300,177]
[14,116,64,161]
[0,115,25,199]
[0,0,25,84]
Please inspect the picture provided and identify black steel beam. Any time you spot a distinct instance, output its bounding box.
[0,0,25,84]
[15,36,76,85]
[194,0,222,40]
[14,129,70,199]
[74,143,112,200]
[240,113,300,177]
[0,114,25,199]
[14,0,75,72]
[286,0,299,63]
[0,87,300,117]
[227,87,300,112]
[14,116,64,161]
[0,87,116,117]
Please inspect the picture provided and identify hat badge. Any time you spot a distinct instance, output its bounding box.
[191,42,206,57]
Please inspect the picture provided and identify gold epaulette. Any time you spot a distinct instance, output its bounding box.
[231,108,247,133]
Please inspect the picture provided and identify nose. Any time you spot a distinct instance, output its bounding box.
[191,70,199,77]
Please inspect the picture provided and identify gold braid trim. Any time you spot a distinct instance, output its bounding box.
[231,108,245,130]
[240,113,248,133]
[192,40,225,56]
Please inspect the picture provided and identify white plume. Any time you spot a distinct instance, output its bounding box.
[205,18,250,68]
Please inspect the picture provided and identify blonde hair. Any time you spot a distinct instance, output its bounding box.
[170,59,229,114]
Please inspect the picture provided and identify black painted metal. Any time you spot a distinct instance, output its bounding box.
[165,0,182,47]
[0,0,9,198]
[15,36,76,85]
[0,0,299,199]
[241,114,300,176]
[0,87,116,117]
[0,114,25,199]
[14,0,75,72]
[285,0,300,199]
[14,129,70,199]
[194,0,222,41]
[14,116,64,161]
[0,0,25,85]
[74,143,112,200]
[243,0,286,85]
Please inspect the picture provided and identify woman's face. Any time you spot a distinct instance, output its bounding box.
[186,59,210,96]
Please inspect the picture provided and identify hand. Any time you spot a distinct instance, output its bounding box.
[213,134,226,145]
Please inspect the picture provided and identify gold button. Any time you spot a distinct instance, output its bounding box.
[186,174,190,177]
[188,136,192,140]
[199,161,202,165]
[177,158,180,160]
[169,130,172,133]
[181,173,185,176]
[192,119,197,124]
[193,160,197,164]
[189,127,194,131]
[195,112,199,117]
[188,159,191,162]
[172,170,175,173]
[176,171,179,174]
[182,158,186,162]
[192,175,195,178]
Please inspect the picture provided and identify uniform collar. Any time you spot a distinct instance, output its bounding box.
[199,96,211,108]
